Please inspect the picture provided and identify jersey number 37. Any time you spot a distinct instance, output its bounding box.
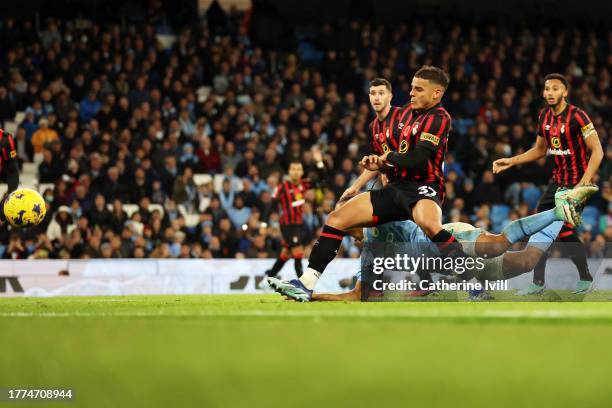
[418,186,437,197]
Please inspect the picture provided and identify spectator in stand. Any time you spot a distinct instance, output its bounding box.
[30,117,58,154]
[0,13,608,259]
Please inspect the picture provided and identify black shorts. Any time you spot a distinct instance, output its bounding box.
[280,224,303,248]
[369,181,442,225]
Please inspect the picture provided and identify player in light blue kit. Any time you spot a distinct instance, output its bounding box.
[270,185,597,301]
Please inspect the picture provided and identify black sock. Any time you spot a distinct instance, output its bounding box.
[532,248,549,286]
[294,257,303,278]
[307,225,345,273]
[431,229,465,257]
[430,229,475,281]
[417,270,432,285]
[266,255,289,277]
[560,230,592,281]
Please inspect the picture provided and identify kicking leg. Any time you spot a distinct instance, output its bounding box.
[473,222,563,282]
[512,221,563,295]
[268,192,379,301]
[472,204,579,258]
[412,199,465,256]
[302,192,378,283]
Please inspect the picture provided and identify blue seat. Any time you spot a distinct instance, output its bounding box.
[490,204,511,233]
[522,186,542,210]
[581,206,600,235]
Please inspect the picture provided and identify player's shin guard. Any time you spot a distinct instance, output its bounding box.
[306,225,346,274]
[559,227,592,282]
[502,209,558,244]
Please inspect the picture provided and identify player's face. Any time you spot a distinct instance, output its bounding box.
[369,85,392,113]
[410,77,442,110]
[288,163,303,182]
[543,79,568,107]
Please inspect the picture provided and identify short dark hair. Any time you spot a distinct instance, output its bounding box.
[369,78,392,93]
[414,65,450,90]
[289,160,303,168]
[544,73,569,89]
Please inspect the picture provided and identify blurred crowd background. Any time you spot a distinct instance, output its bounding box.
[0,0,610,260]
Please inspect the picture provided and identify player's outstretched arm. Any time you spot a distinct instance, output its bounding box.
[312,281,362,301]
[492,136,547,174]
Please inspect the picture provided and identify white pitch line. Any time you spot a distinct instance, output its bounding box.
[0,309,611,319]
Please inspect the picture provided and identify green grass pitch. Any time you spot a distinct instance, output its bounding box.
[2,294,612,408]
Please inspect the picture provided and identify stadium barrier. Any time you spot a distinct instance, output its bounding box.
[0,258,610,297]
[0,259,358,297]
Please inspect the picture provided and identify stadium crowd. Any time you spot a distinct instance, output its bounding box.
[0,6,610,260]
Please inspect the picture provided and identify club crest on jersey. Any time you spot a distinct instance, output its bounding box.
[398,122,404,130]
[412,122,420,135]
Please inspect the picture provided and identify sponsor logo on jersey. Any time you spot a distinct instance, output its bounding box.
[548,148,572,156]
[420,132,440,146]
[398,140,409,153]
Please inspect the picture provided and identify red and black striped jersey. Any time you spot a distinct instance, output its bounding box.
[370,104,451,196]
[273,179,312,225]
[537,104,593,186]
[0,129,17,172]
[369,106,402,181]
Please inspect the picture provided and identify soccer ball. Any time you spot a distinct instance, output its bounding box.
[3,188,47,228]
